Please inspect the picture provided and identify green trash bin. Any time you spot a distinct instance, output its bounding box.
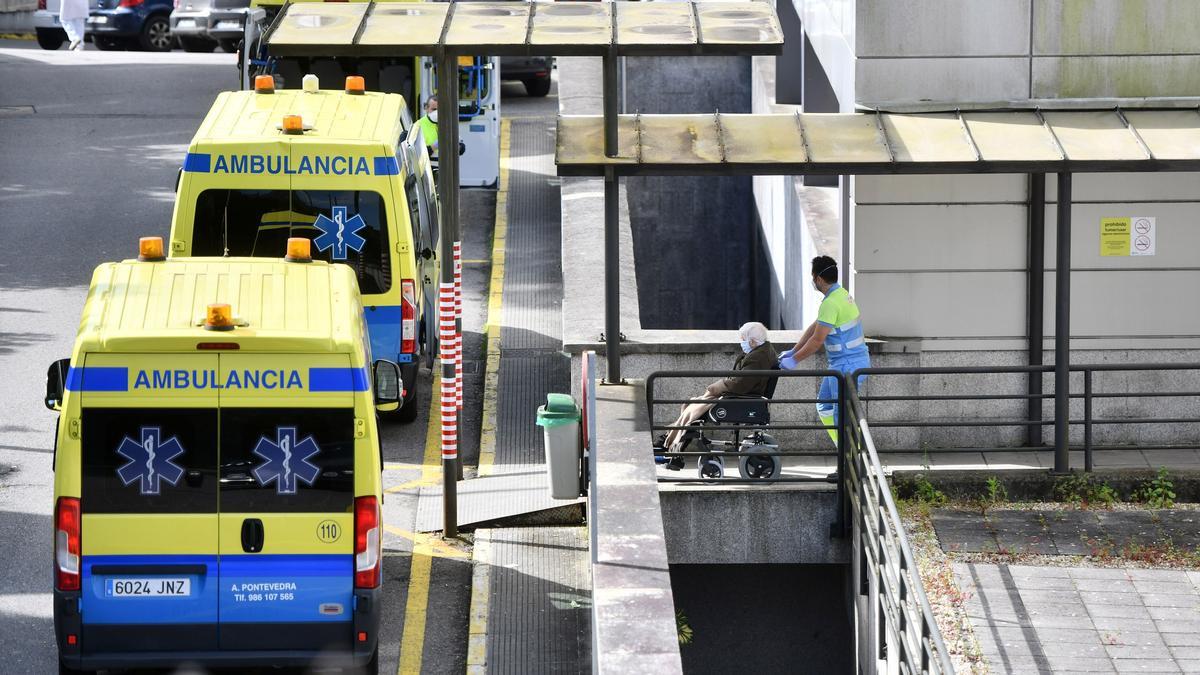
[536,393,582,499]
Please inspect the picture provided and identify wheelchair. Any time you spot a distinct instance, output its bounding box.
[656,370,783,481]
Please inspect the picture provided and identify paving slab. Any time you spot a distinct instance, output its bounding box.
[954,562,1200,674]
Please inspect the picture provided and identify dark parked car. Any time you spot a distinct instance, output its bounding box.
[500,55,553,97]
[171,0,248,53]
[86,0,173,51]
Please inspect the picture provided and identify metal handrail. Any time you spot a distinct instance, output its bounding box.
[851,362,1200,472]
[645,369,847,488]
[845,382,955,674]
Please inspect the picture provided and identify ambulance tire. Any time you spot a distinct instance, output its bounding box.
[524,78,551,97]
[396,378,420,423]
[349,647,379,674]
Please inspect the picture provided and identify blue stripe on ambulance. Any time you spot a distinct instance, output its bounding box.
[65,366,129,391]
[182,152,400,176]
[81,555,218,624]
[219,554,354,623]
[363,305,413,363]
[64,366,370,391]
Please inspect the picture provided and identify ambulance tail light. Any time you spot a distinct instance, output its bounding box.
[55,497,81,592]
[38,0,46,10]
[354,496,380,589]
[401,280,417,354]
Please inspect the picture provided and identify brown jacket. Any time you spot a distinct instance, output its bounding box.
[711,342,779,397]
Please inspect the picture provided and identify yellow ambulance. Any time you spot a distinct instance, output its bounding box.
[45,237,395,674]
[169,74,439,422]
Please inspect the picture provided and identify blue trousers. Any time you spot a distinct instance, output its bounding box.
[817,357,870,428]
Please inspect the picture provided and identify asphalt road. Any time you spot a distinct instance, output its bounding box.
[0,38,555,674]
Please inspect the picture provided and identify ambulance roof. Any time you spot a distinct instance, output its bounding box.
[190,88,407,150]
[74,257,365,355]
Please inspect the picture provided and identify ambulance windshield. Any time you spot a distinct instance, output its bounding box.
[192,189,391,294]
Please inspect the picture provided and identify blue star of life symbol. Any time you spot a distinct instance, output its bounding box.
[313,206,367,260]
[252,427,322,495]
[116,427,186,496]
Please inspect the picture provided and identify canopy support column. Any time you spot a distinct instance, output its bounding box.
[1027,173,1045,448]
[1053,172,1072,473]
[602,50,622,383]
[437,50,460,538]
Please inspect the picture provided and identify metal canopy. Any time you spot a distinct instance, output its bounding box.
[555,109,1200,175]
[265,0,784,57]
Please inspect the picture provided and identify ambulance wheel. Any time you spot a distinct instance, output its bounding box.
[138,14,172,52]
[348,647,379,674]
[396,382,420,423]
[524,77,551,97]
[36,28,65,50]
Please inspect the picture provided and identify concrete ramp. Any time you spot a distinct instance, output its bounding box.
[414,469,582,532]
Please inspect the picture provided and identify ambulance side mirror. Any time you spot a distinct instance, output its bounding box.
[45,358,70,411]
[372,360,403,412]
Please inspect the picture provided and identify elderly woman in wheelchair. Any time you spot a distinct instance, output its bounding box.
[654,322,782,480]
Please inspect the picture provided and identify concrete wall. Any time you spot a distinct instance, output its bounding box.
[659,488,848,564]
[624,56,761,330]
[854,172,1200,347]
[795,0,1200,108]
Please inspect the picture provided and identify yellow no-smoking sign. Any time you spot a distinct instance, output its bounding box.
[1100,217,1155,257]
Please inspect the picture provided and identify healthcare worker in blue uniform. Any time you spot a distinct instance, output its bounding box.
[779,256,870,443]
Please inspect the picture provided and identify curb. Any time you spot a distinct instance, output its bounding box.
[465,528,492,674]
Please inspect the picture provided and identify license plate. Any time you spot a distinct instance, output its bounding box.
[89,16,107,24]
[175,18,195,28]
[214,20,240,30]
[105,578,191,597]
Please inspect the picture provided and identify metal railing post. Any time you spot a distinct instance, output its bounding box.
[1054,172,1073,473]
[1027,173,1046,447]
[835,372,847,538]
[1084,369,1094,472]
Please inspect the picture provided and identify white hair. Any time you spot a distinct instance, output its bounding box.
[739,321,768,347]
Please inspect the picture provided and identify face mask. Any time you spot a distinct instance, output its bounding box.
[740,340,753,354]
[428,110,438,123]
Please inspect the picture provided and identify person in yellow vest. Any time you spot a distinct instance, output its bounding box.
[415,96,438,157]
[780,256,870,444]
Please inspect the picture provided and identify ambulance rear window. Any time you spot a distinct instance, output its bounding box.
[192,189,391,294]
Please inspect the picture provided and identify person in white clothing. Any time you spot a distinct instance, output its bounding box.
[59,0,88,51]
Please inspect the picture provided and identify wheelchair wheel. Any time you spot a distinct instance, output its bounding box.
[739,450,780,480]
[738,433,780,480]
[697,455,724,481]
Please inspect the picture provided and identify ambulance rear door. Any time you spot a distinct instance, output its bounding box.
[216,353,361,652]
[77,354,221,653]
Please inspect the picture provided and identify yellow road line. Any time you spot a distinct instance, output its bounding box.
[478,118,511,478]
[385,525,470,560]
[398,544,432,674]
[397,372,446,675]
